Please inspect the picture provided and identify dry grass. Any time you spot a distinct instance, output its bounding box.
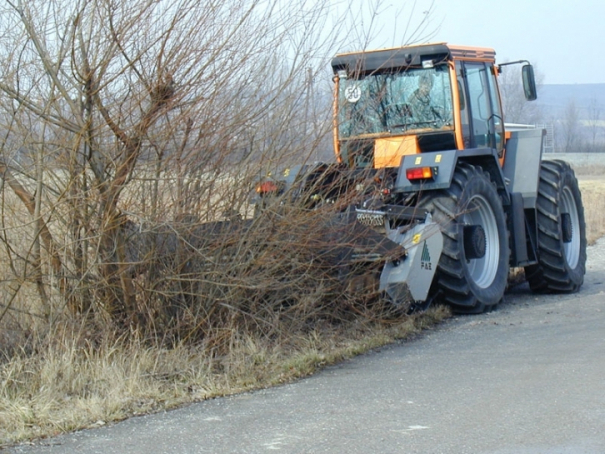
[0,306,450,446]
[578,178,605,245]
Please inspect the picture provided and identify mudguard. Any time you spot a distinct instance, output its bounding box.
[395,148,508,200]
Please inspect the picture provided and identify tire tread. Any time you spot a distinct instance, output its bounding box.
[525,160,586,293]
[419,163,509,313]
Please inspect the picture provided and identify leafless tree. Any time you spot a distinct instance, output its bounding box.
[0,0,343,330]
[0,0,436,346]
[561,99,582,153]
[498,64,544,125]
[586,97,602,152]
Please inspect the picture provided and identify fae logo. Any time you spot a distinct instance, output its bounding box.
[420,241,432,270]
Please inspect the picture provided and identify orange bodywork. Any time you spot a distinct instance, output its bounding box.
[373,135,419,168]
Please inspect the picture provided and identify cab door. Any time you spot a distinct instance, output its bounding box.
[459,62,505,155]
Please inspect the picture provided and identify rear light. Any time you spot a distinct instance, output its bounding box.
[255,180,281,194]
[406,166,435,181]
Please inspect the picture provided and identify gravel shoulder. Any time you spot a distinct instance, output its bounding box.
[6,239,605,454]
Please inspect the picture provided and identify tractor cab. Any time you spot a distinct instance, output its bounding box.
[331,43,537,169]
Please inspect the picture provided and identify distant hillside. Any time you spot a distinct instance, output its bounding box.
[537,84,605,118]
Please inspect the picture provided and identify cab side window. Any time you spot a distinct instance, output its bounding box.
[465,63,491,147]
[463,62,505,154]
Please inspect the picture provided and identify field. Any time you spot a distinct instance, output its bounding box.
[577,171,605,244]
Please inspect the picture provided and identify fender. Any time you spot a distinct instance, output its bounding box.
[252,162,351,208]
[394,148,510,205]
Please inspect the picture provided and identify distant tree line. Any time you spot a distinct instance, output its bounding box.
[499,65,605,153]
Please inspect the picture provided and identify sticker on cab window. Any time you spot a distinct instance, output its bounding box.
[344,85,361,103]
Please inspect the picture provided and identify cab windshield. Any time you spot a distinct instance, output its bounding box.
[338,66,454,139]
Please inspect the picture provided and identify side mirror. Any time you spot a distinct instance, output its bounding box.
[522,64,538,101]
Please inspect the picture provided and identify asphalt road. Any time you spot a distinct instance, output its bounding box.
[7,240,605,454]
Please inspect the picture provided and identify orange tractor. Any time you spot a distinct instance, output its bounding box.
[257,43,586,313]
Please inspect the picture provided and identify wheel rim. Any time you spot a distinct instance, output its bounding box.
[561,186,580,269]
[462,194,500,289]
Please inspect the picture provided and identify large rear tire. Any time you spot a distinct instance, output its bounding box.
[418,163,509,313]
[525,160,586,293]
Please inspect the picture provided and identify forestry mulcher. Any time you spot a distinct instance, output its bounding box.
[256,43,587,313]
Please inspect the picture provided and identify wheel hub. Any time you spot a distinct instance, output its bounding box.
[464,224,487,259]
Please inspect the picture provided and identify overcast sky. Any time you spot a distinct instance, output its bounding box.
[340,0,604,85]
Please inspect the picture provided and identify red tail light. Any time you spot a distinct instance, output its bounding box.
[406,166,434,181]
[256,180,280,194]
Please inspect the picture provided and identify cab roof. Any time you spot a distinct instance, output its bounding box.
[331,43,496,73]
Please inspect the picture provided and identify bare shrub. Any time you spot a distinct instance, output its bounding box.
[0,0,411,351]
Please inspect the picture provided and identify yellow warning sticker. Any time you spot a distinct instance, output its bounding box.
[413,233,422,244]
[415,157,422,165]
[435,154,442,163]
